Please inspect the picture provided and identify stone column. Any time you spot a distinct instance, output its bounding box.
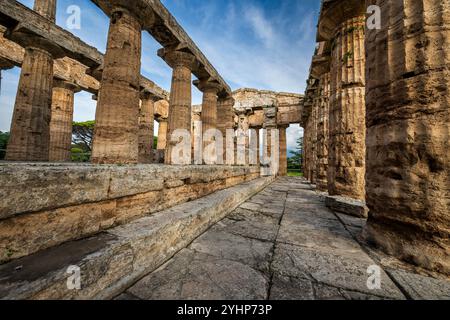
[91,6,143,164]
[236,112,250,165]
[217,96,235,165]
[157,118,168,151]
[158,50,197,164]
[364,0,450,275]
[191,105,202,164]
[6,32,64,161]
[34,0,57,22]
[279,126,288,176]
[197,80,221,164]
[328,15,366,200]
[198,81,221,134]
[316,72,330,191]
[311,94,319,183]
[138,92,158,163]
[255,128,260,166]
[49,80,80,162]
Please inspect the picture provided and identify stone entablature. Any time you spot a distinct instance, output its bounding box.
[232,88,303,128]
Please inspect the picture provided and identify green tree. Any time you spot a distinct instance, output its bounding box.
[0,131,10,160]
[72,120,95,151]
[288,136,303,171]
[71,121,95,162]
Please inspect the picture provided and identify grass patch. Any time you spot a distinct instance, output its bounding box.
[288,171,303,177]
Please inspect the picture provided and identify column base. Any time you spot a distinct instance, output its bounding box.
[325,195,368,218]
[362,220,450,276]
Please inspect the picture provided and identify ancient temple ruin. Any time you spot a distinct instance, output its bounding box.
[0,0,448,300]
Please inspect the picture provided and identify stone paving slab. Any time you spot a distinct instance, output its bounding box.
[271,243,405,299]
[213,208,280,242]
[119,178,450,300]
[127,249,269,300]
[189,228,273,273]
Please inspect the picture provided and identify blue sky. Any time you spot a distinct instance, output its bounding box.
[0,0,320,152]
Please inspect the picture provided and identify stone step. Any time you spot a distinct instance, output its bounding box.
[0,177,274,300]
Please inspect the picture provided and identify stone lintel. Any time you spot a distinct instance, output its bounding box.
[0,1,103,68]
[325,195,369,219]
[0,29,167,101]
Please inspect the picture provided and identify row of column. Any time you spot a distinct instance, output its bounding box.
[4,0,170,163]
[5,0,288,174]
[303,13,366,201]
[303,0,449,275]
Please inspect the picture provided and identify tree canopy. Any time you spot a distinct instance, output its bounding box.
[288,136,303,171]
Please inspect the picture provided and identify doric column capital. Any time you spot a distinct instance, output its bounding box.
[0,58,14,70]
[317,0,366,41]
[53,79,81,93]
[140,90,160,102]
[158,48,198,71]
[193,79,222,95]
[109,0,156,28]
[7,29,65,59]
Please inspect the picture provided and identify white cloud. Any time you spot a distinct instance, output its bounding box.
[244,5,276,48]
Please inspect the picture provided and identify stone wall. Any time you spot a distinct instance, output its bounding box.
[0,163,261,263]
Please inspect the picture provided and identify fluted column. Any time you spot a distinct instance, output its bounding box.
[255,128,260,166]
[364,0,449,275]
[49,80,80,162]
[279,126,288,176]
[34,0,57,22]
[6,29,64,161]
[157,119,168,151]
[196,80,221,164]
[236,112,250,165]
[91,7,142,164]
[217,96,235,165]
[316,72,330,191]
[191,105,202,164]
[328,16,366,200]
[138,93,158,163]
[311,94,320,183]
[159,50,197,164]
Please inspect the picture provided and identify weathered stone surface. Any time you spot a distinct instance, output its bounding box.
[325,195,368,218]
[270,275,383,300]
[189,229,273,273]
[233,88,303,126]
[386,269,450,300]
[49,81,80,162]
[217,208,280,242]
[364,0,450,275]
[272,243,404,299]
[315,72,330,191]
[163,50,196,165]
[128,249,268,300]
[0,176,273,299]
[91,8,142,164]
[5,46,54,161]
[0,164,263,263]
[138,93,157,163]
[327,16,366,201]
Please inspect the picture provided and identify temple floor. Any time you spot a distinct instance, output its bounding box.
[115,177,450,300]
